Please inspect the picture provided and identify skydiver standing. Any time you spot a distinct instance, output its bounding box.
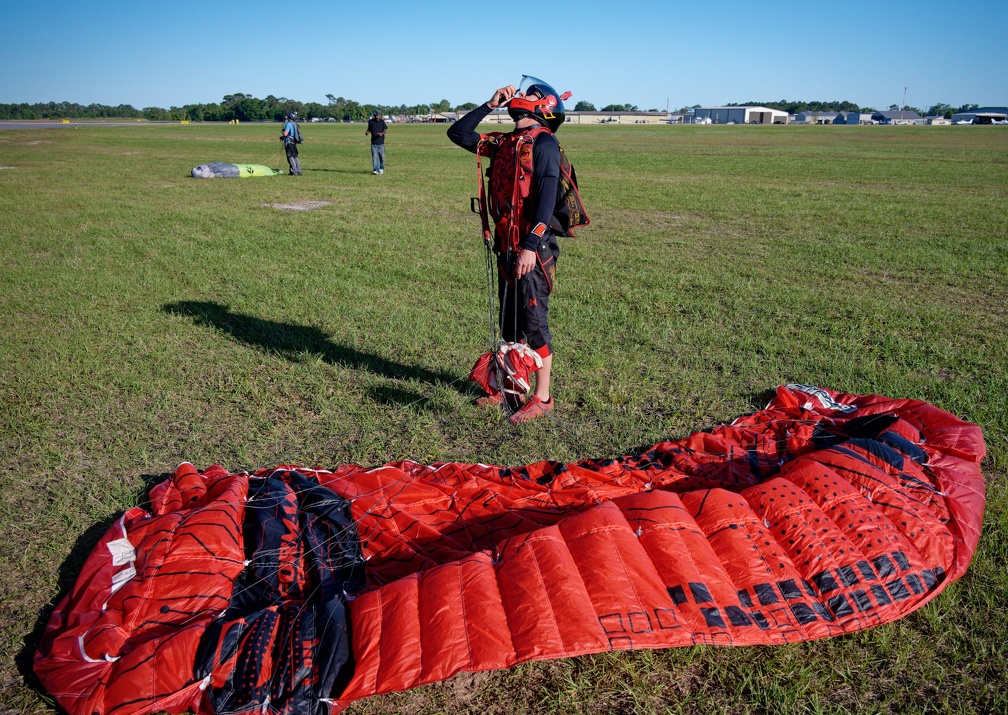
[448,76,587,424]
[281,111,302,176]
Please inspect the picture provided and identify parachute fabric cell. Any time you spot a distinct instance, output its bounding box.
[34,466,364,715]
[34,385,986,715]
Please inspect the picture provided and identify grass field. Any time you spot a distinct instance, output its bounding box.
[1,121,1006,714]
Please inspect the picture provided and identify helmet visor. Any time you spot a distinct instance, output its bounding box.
[516,75,565,116]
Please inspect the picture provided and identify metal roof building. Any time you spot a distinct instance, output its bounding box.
[692,106,788,124]
[794,111,842,124]
[950,107,1008,124]
[838,112,875,125]
[871,110,922,125]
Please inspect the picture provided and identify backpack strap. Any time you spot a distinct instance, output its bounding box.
[507,132,535,253]
[473,133,503,246]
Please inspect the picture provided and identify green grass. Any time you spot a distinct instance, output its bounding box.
[1,122,1006,714]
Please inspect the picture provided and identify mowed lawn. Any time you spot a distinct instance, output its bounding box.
[1,122,1005,714]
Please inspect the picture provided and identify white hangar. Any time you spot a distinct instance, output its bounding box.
[692,106,789,124]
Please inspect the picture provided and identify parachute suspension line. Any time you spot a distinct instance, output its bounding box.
[256,130,285,171]
[229,407,823,603]
[276,142,286,172]
[506,136,527,368]
[477,138,521,415]
[164,374,715,616]
[484,241,499,352]
[477,146,501,358]
[485,243,513,416]
[211,410,835,602]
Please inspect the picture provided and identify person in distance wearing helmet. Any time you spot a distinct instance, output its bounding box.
[448,77,573,424]
[281,111,302,176]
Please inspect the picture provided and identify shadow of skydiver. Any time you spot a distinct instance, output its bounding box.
[305,167,378,175]
[162,300,463,391]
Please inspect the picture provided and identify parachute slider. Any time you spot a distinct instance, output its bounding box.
[468,342,543,402]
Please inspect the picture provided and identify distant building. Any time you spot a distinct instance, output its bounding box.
[925,116,951,125]
[691,106,788,125]
[838,112,875,125]
[950,107,1008,124]
[794,111,842,124]
[569,111,670,125]
[871,110,921,125]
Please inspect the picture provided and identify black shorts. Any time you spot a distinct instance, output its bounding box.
[497,234,560,354]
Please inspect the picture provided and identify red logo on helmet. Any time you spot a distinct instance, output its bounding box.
[546,95,557,108]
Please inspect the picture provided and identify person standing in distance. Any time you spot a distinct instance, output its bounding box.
[281,111,302,176]
[366,110,387,174]
[448,76,585,424]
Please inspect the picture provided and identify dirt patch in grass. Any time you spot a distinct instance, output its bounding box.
[268,199,333,211]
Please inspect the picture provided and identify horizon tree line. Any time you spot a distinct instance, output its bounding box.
[0,94,987,121]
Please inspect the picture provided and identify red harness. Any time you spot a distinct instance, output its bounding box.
[475,126,589,254]
[476,127,543,252]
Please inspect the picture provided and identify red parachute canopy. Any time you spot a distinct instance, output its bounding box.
[34,385,986,715]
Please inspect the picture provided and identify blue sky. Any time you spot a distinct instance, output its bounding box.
[2,0,1005,111]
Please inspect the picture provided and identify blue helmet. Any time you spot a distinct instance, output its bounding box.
[507,75,568,132]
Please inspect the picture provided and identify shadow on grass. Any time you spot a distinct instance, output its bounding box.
[306,167,378,175]
[368,383,431,409]
[749,387,780,411]
[163,300,466,394]
[17,473,171,698]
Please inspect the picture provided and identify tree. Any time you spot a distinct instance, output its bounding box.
[927,103,952,118]
[13,93,980,123]
[231,97,266,122]
[454,102,477,112]
[142,106,170,121]
[0,103,38,119]
[345,100,364,121]
[734,99,864,114]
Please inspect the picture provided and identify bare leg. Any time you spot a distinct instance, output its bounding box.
[533,354,552,402]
